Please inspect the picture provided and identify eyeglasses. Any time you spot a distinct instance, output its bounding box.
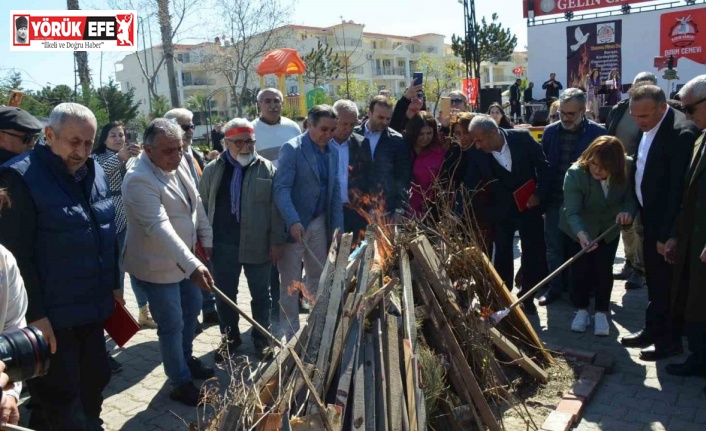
[180,124,196,131]
[225,138,256,148]
[559,110,580,118]
[0,130,39,146]
[684,97,706,116]
[450,98,465,104]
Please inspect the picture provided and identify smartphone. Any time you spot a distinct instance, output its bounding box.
[413,72,424,87]
[439,97,451,114]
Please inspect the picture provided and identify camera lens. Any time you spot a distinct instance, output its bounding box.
[0,326,51,382]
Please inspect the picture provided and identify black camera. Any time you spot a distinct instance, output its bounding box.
[0,326,51,382]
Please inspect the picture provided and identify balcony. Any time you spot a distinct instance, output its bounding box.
[372,67,406,77]
[182,78,217,88]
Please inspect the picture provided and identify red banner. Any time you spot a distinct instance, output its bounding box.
[523,0,653,19]
[660,9,706,66]
[463,78,479,106]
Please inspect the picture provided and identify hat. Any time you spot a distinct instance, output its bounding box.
[15,16,28,30]
[0,107,43,134]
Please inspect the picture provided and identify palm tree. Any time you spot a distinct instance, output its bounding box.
[185,93,209,125]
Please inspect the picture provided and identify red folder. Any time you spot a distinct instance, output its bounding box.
[513,179,537,212]
[195,240,208,264]
[105,298,141,347]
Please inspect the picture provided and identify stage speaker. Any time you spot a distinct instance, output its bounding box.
[598,106,612,124]
[479,88,502,113]
[529,110,549,127]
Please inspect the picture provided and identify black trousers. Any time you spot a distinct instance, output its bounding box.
[686,322,706,372]
[28,321,111,431]
[566,233,620,311]
[494,212,548,303]
[642,221,682,346]
[510,102,521,119]
[270,265,280,325]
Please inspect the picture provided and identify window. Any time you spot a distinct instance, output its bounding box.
[289,86,298,94]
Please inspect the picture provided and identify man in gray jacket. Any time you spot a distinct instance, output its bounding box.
[199,118,284,359]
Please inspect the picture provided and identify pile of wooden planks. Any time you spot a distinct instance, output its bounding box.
[218,226,552,431]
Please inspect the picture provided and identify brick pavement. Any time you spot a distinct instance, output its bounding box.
[17,238,706,430]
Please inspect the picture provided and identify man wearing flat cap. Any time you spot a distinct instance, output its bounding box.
[0,107,42,164]
[15,17,28,44]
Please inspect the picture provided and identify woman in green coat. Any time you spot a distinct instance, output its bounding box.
[560,136,638,336]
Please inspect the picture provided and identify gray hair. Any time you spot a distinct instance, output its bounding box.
[307,105,337,127]
[633,72,657,85]
[48,103,97,135]
[677,74,706,100]
[468,114,498,133]
[448,90,467,102]
[629,85,666,105]
[559,88,586,106]
[332,99,359,118]
[222,118,253,135]
[143,118,183,148]
[257,88,283,103]
[163,108,193,122]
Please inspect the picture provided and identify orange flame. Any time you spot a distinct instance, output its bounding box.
[287,281,316,305]
[347,189,395,271]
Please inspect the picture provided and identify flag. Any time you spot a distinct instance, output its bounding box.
[513,66,523,75]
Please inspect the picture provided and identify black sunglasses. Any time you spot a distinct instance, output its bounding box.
[450,98,465,104]
[1,130,39,146]
[180,124,196,131]
[684,97,706,116]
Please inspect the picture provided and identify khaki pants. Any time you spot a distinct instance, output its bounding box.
[622,212,644,273]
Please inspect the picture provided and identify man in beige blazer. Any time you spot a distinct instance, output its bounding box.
[122,118,215,407]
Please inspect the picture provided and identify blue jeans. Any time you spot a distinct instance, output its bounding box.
[201,291,217,314]
[544,203,570,296]
[133,277,201,386]
[116,229,149,308]
[212,243,271,342]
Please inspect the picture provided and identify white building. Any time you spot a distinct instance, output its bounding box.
[479,51,528,90]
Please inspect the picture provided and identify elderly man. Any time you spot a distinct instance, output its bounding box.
[606,72,659,289]
[122,119,215,406]
[331,99,372,235]
[0,106,43,163]
[620,85,701,361]
[0,103,120,430]
[468,114,551,314]
[163,108,218,328]
[354,96,411,223]
[664,75,706,384]
[274,105,342,339]
[199,118,284,359]
[539,88,606,306]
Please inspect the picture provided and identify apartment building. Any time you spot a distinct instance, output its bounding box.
[479,51,529,90]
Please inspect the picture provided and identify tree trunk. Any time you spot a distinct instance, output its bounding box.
[67,0,91,102]
[157,0,180,108]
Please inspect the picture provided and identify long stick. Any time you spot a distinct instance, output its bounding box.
[1,424,35,431]
[490,224,620,325]
[210,285,335,431]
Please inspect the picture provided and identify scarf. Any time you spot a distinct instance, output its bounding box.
[224,150,244,222]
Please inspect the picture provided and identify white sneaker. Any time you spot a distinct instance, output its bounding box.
[594,312,610,336]
[571,310,590,333]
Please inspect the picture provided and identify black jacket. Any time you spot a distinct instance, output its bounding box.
[523,87,533,102]
[542,79,563,100]
[346,132,374,199]
[510,84,521,102]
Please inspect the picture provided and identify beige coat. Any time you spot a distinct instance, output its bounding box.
[122,151,213,284]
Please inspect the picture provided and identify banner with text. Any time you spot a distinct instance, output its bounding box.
[463,78,479,106]
[566,19,622,88]
[660,8,706,66]
[524,0,652,19]
[11,10,137,51]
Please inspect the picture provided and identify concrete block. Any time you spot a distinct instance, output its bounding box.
[580,364,605,382]
[570,378,599,400]
[540,410,574,431]
[592,351,616,374]
[562,346,597,363]
[556,394,586,423]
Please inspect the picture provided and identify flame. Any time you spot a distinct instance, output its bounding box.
[287,280,316,305]
[347,189,395,271]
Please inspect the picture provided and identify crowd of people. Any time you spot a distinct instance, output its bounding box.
[0,71,704,429]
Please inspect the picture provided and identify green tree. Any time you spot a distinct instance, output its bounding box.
[451,13,518,67]
[302,40,342,87]
[34,84,75,107]
[150,95,170,118]
[184,93,210,125]
[418,55,463,115]
[335,78,375,105]
[94,79,141,123]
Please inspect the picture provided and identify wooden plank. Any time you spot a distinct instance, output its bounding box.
[216,404,242,431]
[399,250,422,431]
[304,234,339,362]
[257,325,310,406]
[351,330,367,430]
[364,334,376,431]
[307,233,353,415]
[413,274,500,431]
[384,315,403,431]
[373,318,389,431]
[488,327,548,383]
[334,317,361,420]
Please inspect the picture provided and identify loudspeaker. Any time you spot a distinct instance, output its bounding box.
[479,88,502,113]
[598,106,612,124]
[529,110,549,127]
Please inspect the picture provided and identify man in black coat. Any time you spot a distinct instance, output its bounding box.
[468,115,551,314]
[620,85,701,361]
[510,79,522,121]
[0,107,43,164]
[354,96,411,224]
[523,82,535,123]
[542,72,563,106]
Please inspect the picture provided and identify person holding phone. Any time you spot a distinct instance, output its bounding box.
[391,77,424,134]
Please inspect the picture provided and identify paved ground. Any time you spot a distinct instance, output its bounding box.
[17,238,706,430]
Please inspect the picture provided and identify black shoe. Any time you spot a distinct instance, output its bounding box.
[213,338,242,363]
[169,381,203,406]
[639,344,683,361]
[202,311,220,326]
[253,338,272,359]
[108,354,122,373]
[621,329,654,348]
[187,356,215,379]
[625,270,645,290]
[538,292,560,306]
[613,261,633,280]
[665,361,706,377]
[194,321,203,335]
